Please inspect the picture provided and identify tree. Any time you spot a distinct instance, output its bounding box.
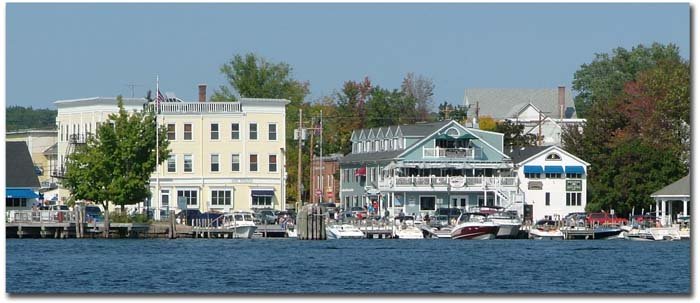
[478,115,497,131]
[493,120,538,149]
[572,43,682,118]
[6,106,57,131]
[63,96,169,236]
[211,53,310,206]
[401,73,435,122]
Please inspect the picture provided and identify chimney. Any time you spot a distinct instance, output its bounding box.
[558,86,565,120]
[198,84,207,102]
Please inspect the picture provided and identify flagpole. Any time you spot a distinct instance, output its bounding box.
[156,75,160,220]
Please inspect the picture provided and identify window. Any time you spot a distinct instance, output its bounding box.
[231,123,240,140]
[211,123,219,140]
[269,155,277,172]
[420,196,436,211]
[177,190,198,206]
[525,173,541,179]
[566,173,583,179]
[250,154,258,172]
[184,124,193,140]
[6,198,27,208]
[545,173,562,179]
[211,190,232,206]
[375,140,380,152]
[167,124,176,140]
[184,154,193,172]
[211,154,219,172]
[249,123,258,140]
[231,154,240,172]
[566,193,582,206]
[393,138,398,150]
[167,155,176,172]
[268,123,277,140]
[384,139,389,151]
[252,195,272,207]
[546,153,561,161]
[545,192,550,206]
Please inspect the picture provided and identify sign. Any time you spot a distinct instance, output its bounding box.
[315,189,322,197]
[566,180,582,191]
[528,181,543,190]
[177,196,187,209]
[326,191,333,198]
[449,176,465,188]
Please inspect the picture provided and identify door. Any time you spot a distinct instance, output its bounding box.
[161,190,170,209]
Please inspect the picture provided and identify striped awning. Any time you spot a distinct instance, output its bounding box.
[251,190,274,197]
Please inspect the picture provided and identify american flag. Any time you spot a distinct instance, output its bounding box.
[156,90,166,113]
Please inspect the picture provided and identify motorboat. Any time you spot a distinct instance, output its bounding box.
[392,216,424,239]
[326,224,365,239]
[220,211,258,239]
[559,225,623,240]
[529,219,564,240]
[488,210,522,239]
[450,213,499,240]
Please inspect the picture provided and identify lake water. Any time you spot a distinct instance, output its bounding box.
[5,238,690,294]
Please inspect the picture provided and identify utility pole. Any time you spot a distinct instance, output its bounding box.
[297,109,303,211]
[319,110,323,204]
[308,119,315,205]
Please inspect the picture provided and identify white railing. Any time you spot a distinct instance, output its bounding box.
[149,102,242,114]
[422,147,482,159]
[389,176,517,188]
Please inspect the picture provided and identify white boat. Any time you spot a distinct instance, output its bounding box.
[528,220,563,240]
[326,224,365,239]
[489,212,522,239]
[393,216,424,239]
[451,213,499,240]
[220,211,258,239]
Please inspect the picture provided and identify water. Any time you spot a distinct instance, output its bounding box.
[6,238,690,294]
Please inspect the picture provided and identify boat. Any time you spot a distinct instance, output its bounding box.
[450,213,499,240]
[559,225,623,240]
[220,211,258,239]
[528,219,564,240]
[326,224,365,239]
[488,211,522,239]
[392,216,424,239]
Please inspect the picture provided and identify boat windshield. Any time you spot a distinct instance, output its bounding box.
[244,214,253,221]
[234,214,244,221]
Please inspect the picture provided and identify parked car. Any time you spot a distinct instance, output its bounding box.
[586,212,628,226]
[84,205,104,223]
[257,209,279,224]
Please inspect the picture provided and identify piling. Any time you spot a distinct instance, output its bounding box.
[297,204,326,240]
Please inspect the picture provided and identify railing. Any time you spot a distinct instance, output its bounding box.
[389,176,517,188]
[7,210,76,223]
[69,134,86,144]
[423,147,482,159]
[149,102,242,114]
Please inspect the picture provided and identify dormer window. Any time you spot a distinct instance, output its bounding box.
[546,153,561,161]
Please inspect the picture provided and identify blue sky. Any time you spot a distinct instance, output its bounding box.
[6,3,690,109]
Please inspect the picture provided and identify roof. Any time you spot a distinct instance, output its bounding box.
[465,88,576,120]
[651,175,690,198]
[396,120,451,137]
[43,143,58,156]
[339,150,405,164]
[505,146,550,164]
[6,141,41,188]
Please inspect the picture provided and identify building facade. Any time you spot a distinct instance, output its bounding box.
[506,145,589,222]
[6,142,41,210]
[6,129,58,189]
[310,153,342,204]
[339,120,525,218]
[53,86,288,216]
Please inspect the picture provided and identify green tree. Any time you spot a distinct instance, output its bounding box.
[211,53,310,206]
[63,96,169,235]
[572,43,682,118]
[6,106,57,131]
[493,120,537,149]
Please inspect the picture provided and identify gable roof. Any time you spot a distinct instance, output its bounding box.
[339,149,405,164]
[505,145,590,166]
[651,175,690,198]
[397,120,452,137]
[465,88,576,120]
[6,141,41,188]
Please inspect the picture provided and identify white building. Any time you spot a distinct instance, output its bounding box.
[53,85,288,217]
[506,145,589,222]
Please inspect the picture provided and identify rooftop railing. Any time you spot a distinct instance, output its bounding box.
[148,102,242,114]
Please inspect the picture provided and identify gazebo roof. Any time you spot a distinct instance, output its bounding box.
[651,175,690,199]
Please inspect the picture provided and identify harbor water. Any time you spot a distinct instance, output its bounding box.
[6,238,690,294]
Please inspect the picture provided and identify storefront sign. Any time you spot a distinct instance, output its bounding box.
[449,176,465,188]
[566,180,582,191]
[528,181,543,190]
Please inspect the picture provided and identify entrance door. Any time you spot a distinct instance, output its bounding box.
[451,196,468,210]
[161,190,170,209]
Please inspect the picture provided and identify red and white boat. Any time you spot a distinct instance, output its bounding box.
[450,213,499,240]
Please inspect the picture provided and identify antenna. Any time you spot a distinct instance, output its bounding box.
[125,83,144,98]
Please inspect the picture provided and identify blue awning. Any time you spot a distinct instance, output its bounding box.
[565,166,585,174]
[523,165,543,174]
[544,166,564,173]
[251,190,274,197]
[6,188,39,199]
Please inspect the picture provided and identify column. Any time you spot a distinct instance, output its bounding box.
[683,199,688,216]
[655,200,660,222]
[661,199,667,227]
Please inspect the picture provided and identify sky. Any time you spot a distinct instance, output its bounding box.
[5,2,691,109]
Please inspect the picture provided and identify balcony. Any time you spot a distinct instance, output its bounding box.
[389,176,517,189]
[149,102,242,114]
[423,147,483,159]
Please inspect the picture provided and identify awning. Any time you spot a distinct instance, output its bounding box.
[354,167,366,176]
[544,166,564,173]
[458,133,478,140]
[435,134,454,140]
[523,165,543,174]
[6,188,39,199]
[251,190,274,197]
[565,166,585,174]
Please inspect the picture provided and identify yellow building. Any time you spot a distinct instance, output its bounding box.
[54,86,288,217]
[6,129,58,190]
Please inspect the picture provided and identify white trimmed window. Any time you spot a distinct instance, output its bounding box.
[167,124,176,140]
[184,154,193,172]
[211,190,232,206]
[184,123,193,140]
[211,154,220,172]
[268,123,277,141]
[269,154,277,172]
[250,154,258,172]
[249,123,258,140]
[177,190,198,206]
[167,155,176,173]
[231,154,240,172]
[231,123,240,140]
[211,123,219,140]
